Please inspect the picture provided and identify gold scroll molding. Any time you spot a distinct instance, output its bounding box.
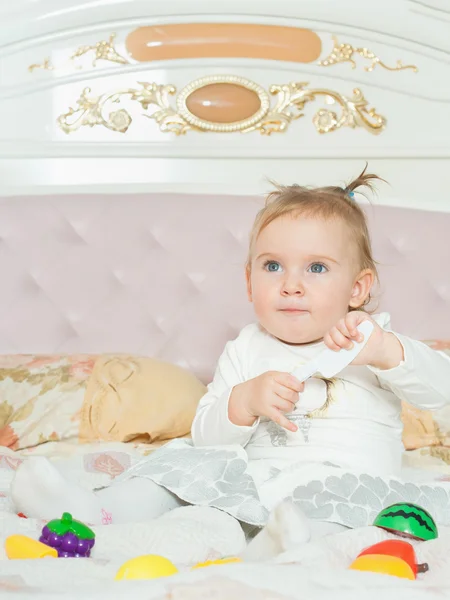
[319,36,418,72]
[57,75,386,136]
[28,34,129,72]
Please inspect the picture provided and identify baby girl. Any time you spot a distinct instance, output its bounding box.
[9,168,450,553]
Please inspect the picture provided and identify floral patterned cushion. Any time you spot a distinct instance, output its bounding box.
[0,355,94,450]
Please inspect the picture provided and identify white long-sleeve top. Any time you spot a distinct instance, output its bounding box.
[191,314,450,476]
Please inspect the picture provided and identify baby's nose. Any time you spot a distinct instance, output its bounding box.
[282,278,304,295]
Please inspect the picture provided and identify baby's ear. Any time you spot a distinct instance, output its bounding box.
[349,269,374,308]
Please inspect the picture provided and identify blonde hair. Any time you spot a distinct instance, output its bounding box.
[247,166,384,309]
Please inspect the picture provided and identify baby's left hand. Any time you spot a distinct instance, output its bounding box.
[324,311,404,370]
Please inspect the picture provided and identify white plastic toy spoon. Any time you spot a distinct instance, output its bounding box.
[290,320,375,383]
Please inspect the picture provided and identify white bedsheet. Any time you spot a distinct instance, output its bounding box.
[0,442,449,599]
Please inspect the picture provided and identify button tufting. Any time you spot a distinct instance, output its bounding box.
[433,284,450,302]
[186,272,208,285]
[388,236,408,254]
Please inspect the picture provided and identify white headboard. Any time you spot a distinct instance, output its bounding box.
[0,1,449,369]
[0,0,449,212]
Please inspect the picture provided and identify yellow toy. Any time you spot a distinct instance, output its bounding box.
[192,557,242,569]
[115,554,178,581]
[5,535,58,560]
[349,554,415,580]
[349,540,429,580]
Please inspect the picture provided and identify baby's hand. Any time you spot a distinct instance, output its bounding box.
[324,311,404,370]
[228,372,304,432]
[0,426,18,449]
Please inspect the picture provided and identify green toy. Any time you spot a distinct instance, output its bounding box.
[373,503,438,541]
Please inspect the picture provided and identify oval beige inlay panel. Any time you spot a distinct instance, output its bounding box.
[126,23,321,63]
[185,83,261,124]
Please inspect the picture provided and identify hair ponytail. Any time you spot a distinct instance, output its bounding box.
[344,163,386,197]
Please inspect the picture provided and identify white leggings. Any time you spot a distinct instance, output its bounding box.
[11,457,186,526]
[95,477,187,523]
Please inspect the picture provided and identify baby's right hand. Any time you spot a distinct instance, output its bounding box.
[228,371,304,432]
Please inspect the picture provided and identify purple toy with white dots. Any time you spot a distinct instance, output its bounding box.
[40,512,95,558]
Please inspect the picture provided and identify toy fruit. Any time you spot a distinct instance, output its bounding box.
[373,503,438,541]
[350,554,416,580]
[5,535,58,559]
[192,557,242,569]
[356,540,428,577]
[39,512,95,558]
[115,555,178,581]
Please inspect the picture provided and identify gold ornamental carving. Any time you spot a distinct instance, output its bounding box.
[319,36,418,72]
[28,33,129,72]
[57,76,386,136]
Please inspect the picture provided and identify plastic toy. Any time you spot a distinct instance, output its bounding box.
[351,540,429,579]
[192,557,242,569]
[350,553,416,580]
[39,512,95,558]
[5,535,58,559]
[350,540,414,579]
[373,503,438,541]
[115,555,178,581]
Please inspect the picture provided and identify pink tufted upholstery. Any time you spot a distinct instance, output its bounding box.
[0,194,448,383]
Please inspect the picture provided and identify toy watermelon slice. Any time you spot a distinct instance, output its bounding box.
[373,503,438,541]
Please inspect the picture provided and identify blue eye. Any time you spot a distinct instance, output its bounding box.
[309,263,328,274]
[264,261,282,272]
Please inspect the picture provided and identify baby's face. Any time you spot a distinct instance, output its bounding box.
[247,214,366,344]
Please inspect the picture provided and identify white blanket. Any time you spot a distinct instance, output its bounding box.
[1,442,450,599]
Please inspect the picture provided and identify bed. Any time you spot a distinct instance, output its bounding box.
[0,0,449,598]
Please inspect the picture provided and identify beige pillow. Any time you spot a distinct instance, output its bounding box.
[401,401,442,450]
[79,355,206,444]
[401,341,450,450]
